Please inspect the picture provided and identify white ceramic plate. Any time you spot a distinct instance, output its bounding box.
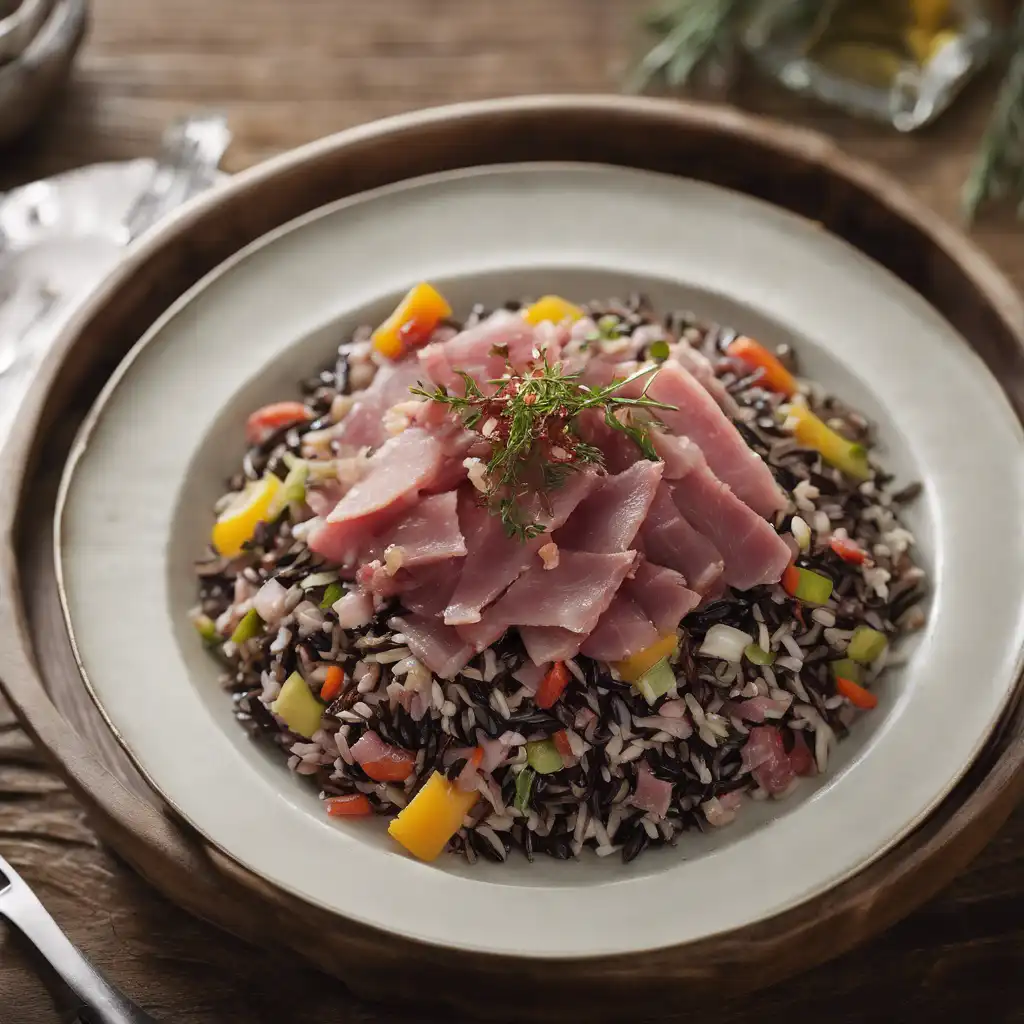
[56,164,1024,959]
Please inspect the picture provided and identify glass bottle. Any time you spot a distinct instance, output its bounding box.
[743,0,1001,131]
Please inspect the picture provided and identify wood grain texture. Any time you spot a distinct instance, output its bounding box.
[2,3,1024,1023]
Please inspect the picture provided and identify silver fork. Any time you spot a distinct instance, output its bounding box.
[0,851,158,1023]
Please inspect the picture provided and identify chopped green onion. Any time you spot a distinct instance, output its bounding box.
[744,643,776,667]
[649,339,670,362]
[193,614,220,646]
[300,570,340,591]
[229,607,263,645]
[320,582,344,610]
[635,658,676,705]
[831,658,863,684]
[526,739,563,775]
[847,626,888,665]
[783,565,833,605]
[514,767,536,813]
[270,459,309,517]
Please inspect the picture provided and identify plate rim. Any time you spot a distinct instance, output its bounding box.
[0,96,1022,1006]
[52,158,1024,958]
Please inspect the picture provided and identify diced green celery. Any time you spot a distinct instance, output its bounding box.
[831,658,863,684]
[793,567,833,605]
[744,643,776,666]
[193,614,220,646]
[635,658,676,705]
[270,460,309,516]
[229,607,263,645]
[514,767,536,813]
[847,626,888,664]
[271,671,324,739]
[320,582,345,610]
[526,739,563,775]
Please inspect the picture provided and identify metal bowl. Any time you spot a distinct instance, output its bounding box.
[0,0,87,146]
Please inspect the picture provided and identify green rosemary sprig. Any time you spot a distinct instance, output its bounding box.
[963,6,1024,222]
[626,0,747,93]
[412,363,676,541]
[627,0,828,92]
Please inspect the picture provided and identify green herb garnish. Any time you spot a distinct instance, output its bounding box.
[412,361,675,540]
[320,582,344,610]
[649,339,671,362]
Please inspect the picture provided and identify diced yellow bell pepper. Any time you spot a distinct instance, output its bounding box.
[786,404,871,481]
[614,634,679,684]
[522,295,584,327]
[371,283,452,360]
[211,474,282,557]
[388,771,479,862]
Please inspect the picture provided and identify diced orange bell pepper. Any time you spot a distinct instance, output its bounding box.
[522,295,583,327]
[372,283,452,360]
[727,337,798,397]
[388,771,479,862]
[836,676,879,710]
[325,794,373,817]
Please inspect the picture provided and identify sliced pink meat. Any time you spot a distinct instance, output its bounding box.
[386,491,466,569]
[557,460,663,554]
[640,484,724,595]
[519,626,585,665]
[309,429,443,564]
[389,614,474,679]
[473,549,636,638]
[579,594,660,662]
[631,763,672,819]
[622,560,700,634]
[306,483,345,518]
[417,311,539,392]
[574,408,646,474]
[337,358,425,449]
[669,467,790,590]
[619,361,784,518]
[671,342,742,418]
[742,726,795,796]
[349,730,413,766]
[443,470,598,625]
[398,562,463,617]
[650,430,704,479]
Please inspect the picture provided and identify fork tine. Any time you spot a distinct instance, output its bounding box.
[0,852,157,1023]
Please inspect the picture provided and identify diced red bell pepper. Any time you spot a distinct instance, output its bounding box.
[535,661,571,709]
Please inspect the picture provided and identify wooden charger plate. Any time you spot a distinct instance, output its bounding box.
[2,96,1024,1018]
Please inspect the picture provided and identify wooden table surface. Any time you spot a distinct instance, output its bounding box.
[3,2,1024,1022]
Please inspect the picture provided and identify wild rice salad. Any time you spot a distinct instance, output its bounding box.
[192,285,927,865]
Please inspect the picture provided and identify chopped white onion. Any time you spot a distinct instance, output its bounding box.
[699,624,753,663]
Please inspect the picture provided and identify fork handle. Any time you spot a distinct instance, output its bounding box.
[1,881,157,1023]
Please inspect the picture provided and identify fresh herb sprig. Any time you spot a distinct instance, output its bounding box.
[412,362,676,541]
[964,6,1024,222]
